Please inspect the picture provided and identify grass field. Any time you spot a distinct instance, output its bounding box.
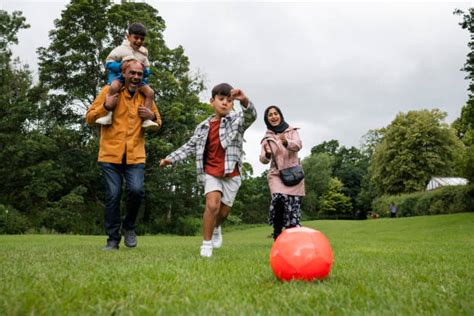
[1,213,473,315]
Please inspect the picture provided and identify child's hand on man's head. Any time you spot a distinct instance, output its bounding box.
[230,89,249,108]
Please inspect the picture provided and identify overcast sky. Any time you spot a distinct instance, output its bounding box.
[3,0,471,175]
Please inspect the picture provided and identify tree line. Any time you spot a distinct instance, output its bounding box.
[0,1,472,234]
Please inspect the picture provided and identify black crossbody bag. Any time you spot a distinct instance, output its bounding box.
[267,139,305,186]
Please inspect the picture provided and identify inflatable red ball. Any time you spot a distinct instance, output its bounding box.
[270,227,333,281]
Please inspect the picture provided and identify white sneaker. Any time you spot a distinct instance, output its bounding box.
[212,226,222,249]
[141,119,159,131]
[200,241,213,257]
[96,111,113,125]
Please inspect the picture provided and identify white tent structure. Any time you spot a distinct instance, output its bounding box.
[426,177,468,191]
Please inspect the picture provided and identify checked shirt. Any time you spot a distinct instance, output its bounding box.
[166,102,257,185]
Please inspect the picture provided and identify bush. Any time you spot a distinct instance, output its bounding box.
[41,186,87,233]
[41,207,81,233]
[0,205,30,234]
[372,184,474,217]
[173,217,201,236]
[224,214,242,226]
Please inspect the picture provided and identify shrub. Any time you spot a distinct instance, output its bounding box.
[41,186,86,233]
[372,184,474,217]
[224,214,242,226]
[41,207,80,233]
[173,217,201,236]
[0,205,30,234]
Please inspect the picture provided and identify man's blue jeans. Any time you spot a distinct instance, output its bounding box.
[99,161,145,243]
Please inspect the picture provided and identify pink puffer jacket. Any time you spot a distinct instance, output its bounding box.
[259,127,305,196]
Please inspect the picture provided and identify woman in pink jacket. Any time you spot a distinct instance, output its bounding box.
[260,106,305,240]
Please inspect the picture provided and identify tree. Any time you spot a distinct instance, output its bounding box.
[355,130,384,213]
[301,153,334,217]
[309,140,370,211]
[4,1,208,234]
[233,168,270,224]
[319,178,352,218]
[0,11,61,214]
[371,109,465,194]
[454,8,474,182]
[311,140,339,156]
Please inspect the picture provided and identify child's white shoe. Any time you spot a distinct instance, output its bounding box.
[200,241,213,258]
[96,111,112,125]
[142,119,159,131]
[212,226,222,249]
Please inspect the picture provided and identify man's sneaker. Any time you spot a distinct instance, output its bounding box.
[212,226,223,249]
[123,230,137,248]
[200,241,213,258]
[142,119,159,131]
[102,240,119,251]
[96,111,113,125]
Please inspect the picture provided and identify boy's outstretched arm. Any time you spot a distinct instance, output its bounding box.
[159,134,198,168]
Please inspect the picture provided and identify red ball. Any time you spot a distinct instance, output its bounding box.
[270,227,334,281]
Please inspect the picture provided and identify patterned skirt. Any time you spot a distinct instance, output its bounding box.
[268,193,302,228]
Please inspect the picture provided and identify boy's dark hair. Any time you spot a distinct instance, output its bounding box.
[128,23,147,37]
[211,83,233,98]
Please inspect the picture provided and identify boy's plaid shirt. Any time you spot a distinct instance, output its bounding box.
[166,102,257,185]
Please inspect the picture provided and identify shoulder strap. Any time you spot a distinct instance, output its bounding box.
[266,138,280,170]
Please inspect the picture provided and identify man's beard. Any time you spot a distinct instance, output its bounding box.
[127,78,142,91]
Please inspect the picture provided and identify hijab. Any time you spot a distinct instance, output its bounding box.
[264,105,289,134]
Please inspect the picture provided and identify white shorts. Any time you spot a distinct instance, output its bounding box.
[204,174,242,207]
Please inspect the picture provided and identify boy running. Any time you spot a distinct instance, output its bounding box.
[160,83,257,257]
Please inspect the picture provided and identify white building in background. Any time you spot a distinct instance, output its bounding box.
[426,177,468,191]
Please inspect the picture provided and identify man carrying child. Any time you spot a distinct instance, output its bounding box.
[86,59,161,250]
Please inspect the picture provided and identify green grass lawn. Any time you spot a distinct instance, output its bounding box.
[1,213,473,315]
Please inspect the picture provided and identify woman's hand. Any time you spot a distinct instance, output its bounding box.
[264,143,272,158]
[279,133,288,147]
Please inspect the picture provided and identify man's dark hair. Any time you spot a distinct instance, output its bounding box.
[211,83,233,98]
[128,23,147,37]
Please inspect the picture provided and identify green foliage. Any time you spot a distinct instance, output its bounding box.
[173,217,201,236]
[0,205,30,234]
[454,9,474,182]
[0,2,207,234]
[319,178,352,217]
[372,184,474,217]
[301,153,334,217]
[371,109,465,194]
[233,170,270,224]
[0,9,30,65]
[310,139,339,155]
[41,186,88,233]
[306,141,369,215]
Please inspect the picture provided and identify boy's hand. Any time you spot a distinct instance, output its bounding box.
[105,93,119,110]
[230,89,249,108]
[160,159,172,168]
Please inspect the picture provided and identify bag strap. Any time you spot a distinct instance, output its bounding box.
[266,138,280,170]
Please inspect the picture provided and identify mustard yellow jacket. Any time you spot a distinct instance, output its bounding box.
[86,86,161,164]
